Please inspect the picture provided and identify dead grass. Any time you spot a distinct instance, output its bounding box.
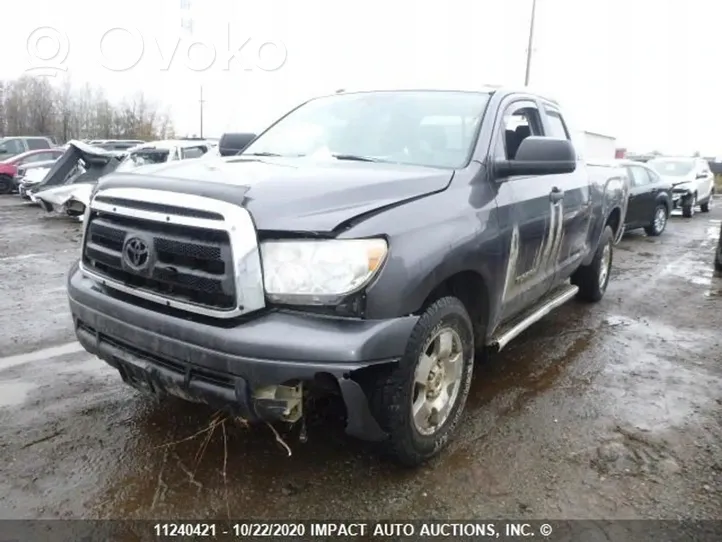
[153,410,295,519]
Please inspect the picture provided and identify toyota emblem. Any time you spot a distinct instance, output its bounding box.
[123,237,151,270]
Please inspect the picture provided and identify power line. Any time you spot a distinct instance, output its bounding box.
[524,0,537,86]
[199,86,205,139]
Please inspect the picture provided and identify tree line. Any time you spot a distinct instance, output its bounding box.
[0,75,175,143]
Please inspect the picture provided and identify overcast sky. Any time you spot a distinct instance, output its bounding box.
[4,0,719,155]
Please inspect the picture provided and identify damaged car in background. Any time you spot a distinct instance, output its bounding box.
[27,141,128,218]
[26,139,213,219]
[647,156,716,218]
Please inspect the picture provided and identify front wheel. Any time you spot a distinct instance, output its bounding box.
[682,193,697,218]
[0,175,13,195]
[644,204,668,236]
[572,225,614,302]
[700,190,714,213]
[368,296,475,467]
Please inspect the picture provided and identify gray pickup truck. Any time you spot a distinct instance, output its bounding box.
[67,87,627,466]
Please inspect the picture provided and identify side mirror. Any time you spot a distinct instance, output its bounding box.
[696,172,706,179]
[495,136,577,179]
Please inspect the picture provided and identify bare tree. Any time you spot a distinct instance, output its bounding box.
[0,74,174,143]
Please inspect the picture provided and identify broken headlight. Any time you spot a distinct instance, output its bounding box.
[260,238,388,304]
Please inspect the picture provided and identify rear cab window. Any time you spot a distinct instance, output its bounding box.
[26,138,51,150]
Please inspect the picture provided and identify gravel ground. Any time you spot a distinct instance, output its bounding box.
[0,195,720,521]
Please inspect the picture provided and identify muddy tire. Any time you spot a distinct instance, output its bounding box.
[572,225,614,303]
[367,296,474,467]
[700,191,713,213]
[0,175,13,195]
[682,193,696,218]
[644,204,668,237]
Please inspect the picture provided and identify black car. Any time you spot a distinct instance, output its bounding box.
[617,159,673,236]
[66,88,628,466]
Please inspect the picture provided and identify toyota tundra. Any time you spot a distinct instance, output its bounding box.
[67,87,627,466]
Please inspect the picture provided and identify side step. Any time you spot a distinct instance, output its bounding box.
[489,283,579,352]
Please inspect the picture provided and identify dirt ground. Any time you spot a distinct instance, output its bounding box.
[0,195,721,521]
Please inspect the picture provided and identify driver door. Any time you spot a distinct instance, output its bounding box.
[494,100,559,321]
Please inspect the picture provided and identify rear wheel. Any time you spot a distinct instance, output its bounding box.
[644,204,668,236]
[682,193,697,218]
[572,225,614,302]
[0,175,13,195]
[368,296,475,467]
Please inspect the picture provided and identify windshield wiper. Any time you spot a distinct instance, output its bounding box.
[331,154,384,162]
[242,151,284,157]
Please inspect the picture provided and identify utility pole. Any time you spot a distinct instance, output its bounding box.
[524,0,537,86]
[199,85,205,138]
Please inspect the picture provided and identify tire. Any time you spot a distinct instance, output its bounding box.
[0,175,13,195]
[572,225,614,302]
[682,193,696,218]
[716,226,722,273]
[644,204,668,236]
[700,190,713,213]
[367,296,475,467]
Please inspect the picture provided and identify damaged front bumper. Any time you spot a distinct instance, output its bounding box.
[671,190,694,210]
[34,183,94,219]
[67,263,418,442]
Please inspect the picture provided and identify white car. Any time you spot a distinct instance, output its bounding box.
[115,140,213,171]
[646,157,716,218]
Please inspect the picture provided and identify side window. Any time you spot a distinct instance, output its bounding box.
[544,110,570,140]
[3,139,25,154]
[181,146,206,159]
[501,103,543,160]
[646,168,661,184]
[627,166,651,187]
[20,154,41,164]
[26,138,49,150]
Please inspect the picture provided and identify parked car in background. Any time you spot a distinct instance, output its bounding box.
[114,139,212,171]
[15,159,59,198]
[647,157,715,218]
[0,136,54,161]
[0,148,66,194]
[67,87,627,466]
[617,159,673,236]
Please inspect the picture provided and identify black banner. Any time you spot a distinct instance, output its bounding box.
[0,520,720,542]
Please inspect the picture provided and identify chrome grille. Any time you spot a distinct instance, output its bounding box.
[80,187,265,319]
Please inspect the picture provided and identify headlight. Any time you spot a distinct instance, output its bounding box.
[261,238,388,304]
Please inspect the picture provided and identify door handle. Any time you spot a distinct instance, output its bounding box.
[550,187,564,202]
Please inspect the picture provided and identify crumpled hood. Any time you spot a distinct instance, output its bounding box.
[667,177,695,190]
[34,183,95,207]
[95,157,455,232]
